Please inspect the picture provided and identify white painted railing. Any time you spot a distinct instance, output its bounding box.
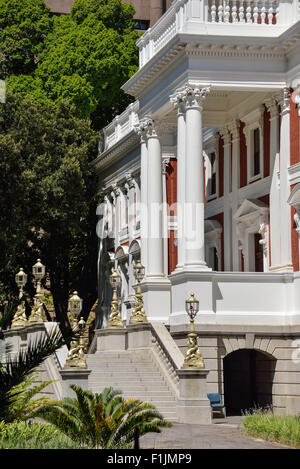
[101,101,139,153]
[209,1,279,24]
[137,0,300,68]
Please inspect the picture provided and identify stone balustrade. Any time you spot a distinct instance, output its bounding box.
[137,0,300,68]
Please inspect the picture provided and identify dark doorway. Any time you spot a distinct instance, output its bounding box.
[254,233,264,272]
[223,349,275,415]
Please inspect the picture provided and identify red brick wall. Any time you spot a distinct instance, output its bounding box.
[240,121,247,188]
[290,96,300,166]
[166,159,178,274]
[291,184,300,272]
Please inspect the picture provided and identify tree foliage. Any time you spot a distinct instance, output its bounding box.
[6,0,139,129]
[0,0,53,78]
[0,93,99,328]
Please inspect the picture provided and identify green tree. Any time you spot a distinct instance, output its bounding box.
[34,385,172,448]
[0,93,99,330]
[7,0,139,129]
[0,0,53,78]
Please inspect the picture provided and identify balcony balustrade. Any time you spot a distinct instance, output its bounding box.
[137,0,300,67]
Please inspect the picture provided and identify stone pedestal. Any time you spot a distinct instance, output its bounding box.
[127,323,152,349]
[59,369,92,398]
[95,328,127,352]
[4,326,28,355]
[176,369,211,424]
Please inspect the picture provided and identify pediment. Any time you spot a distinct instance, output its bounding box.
[288,183,300,209]
[115,245,129,260]
[233,198,269,222]
[205,219,222,236]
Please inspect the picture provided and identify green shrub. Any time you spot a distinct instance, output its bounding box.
[0,421,82,449]
[243,412,300,448]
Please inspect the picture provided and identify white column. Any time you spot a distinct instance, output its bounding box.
[183,85,210,270]
[265,97,281,270]
[229,120,240,271]
[134,123,148,273]
[126,172,135,243]
[220,126,232,271]
[146,118,165,277]
[278,88,293,271]
[162,157,170,276]
[170,90,186,270]
[112,183,120,248]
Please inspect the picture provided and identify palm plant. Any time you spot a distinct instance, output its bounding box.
[33,385,172,449]
[4,371,56,423]
[0,327,71,422]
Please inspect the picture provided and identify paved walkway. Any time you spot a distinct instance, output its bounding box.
[140,417,289,449]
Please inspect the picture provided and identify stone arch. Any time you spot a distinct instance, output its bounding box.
[223,346,276,415]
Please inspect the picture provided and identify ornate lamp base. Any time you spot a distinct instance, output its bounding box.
[182,331,205,369]
[11,303,27,329]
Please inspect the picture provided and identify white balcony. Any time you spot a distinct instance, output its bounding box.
[100,101,139,154]
[138,0,300,68]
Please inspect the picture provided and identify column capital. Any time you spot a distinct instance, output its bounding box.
[219,126,231,145]
[171,85,210,112]
[111,181,120,197]
[136,116,162,140]
[264,96,279,120]
[125,172,135,189]
[228,119,240,142]
[162,157,170,175]
[278,87,291,116]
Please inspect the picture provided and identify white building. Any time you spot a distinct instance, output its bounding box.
[93,0,300,416]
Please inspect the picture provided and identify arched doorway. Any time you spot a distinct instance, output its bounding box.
[223,349,276,415]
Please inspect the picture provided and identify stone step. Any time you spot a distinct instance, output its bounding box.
[88,384,169,392]
[88,371,162,377]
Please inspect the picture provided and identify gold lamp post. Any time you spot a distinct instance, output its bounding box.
[11,268,28,328]
[32,259,45,297]
[130,260,147,324]
[64,291,87,369]
[182,293,205,369]
[15,268,27,299]
[106,268,124,329]
[28,259,47,323]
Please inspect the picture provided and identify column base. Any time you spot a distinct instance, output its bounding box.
[141,276,171,322]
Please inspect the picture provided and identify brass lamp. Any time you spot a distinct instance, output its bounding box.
[28,259,47,323]
[182,293,205,369]
[32,259,45,296]
[11,268,28,328]
[106,268,124,329]
[130,260,147,324]
[68,291,83,318]
[15,268,27,299]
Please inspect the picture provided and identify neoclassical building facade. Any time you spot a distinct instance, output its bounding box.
[93,0,300,415]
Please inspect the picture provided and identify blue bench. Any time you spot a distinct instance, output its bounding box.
[207,393,226,418]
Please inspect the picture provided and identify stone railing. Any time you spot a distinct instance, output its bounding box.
[138,0,300,68]
[101,101,139,154]
[150,322,184,398]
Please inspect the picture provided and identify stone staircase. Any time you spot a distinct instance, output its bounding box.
[86,349,178,422]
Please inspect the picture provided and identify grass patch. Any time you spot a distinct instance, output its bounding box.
[243,412,300,448]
